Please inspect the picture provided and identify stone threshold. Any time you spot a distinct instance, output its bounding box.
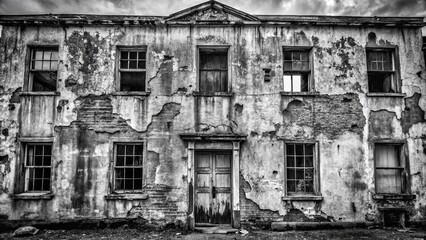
[194,225,239,234]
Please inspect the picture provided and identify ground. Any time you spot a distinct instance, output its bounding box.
[1,227,426,240]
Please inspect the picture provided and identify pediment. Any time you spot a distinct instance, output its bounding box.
[166,0,259,22]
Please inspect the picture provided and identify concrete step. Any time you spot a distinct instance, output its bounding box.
[194,226,239,234]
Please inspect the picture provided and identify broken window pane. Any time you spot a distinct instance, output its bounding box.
[119,48,146,91]
[32,72,57,91]
[120,72,146,91]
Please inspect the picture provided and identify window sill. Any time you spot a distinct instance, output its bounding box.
[12,192,54,200]
[113,91,150,96]
[20,91,60,96]
[366,93,406,97]
[372,193,415,200]
[280,91,319,97]
[282,195,323,201]
[193,91,234,97]
[105,193,148,200]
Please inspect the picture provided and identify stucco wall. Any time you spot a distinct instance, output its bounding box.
[0,23,425,224]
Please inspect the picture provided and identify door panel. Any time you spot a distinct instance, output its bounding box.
[195,151,232,225]
[195,192,211,223]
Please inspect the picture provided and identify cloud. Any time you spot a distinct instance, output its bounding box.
[0,0,425,16]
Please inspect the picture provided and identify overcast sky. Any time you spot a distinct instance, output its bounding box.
[0,0,425,17]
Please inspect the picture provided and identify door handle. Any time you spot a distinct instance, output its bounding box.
[212,186,216,199]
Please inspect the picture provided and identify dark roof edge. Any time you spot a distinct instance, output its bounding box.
[0,14,424,27]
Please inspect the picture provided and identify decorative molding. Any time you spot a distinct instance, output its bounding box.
[180,133,247,141]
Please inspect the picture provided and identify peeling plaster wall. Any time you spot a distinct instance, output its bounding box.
[0,22,425,225]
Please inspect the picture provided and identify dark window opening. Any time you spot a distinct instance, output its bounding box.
[382,210,407,228]
[263,68,271,82]
[367,49,396,93]
[114,143,143,192]
[199,49,228,92]
[286,143,315,195]
[30,49,58,91]
[25,143,52,192]
[283,50,310,92]
[119,49,146,91]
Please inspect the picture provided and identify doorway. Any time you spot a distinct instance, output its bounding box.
[194,151,232,225]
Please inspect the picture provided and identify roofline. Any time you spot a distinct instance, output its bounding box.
[0,14,424,27]
[166,0,259,21]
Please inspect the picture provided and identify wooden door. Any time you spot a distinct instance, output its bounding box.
[195,151,232,225]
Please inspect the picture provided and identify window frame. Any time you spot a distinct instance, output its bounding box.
[366,47,401,93]
[25,46,59,92]
[282,46,314,93]
[16,139,54,195]
[115,46,148,93]
[374,142,406,194]
[283,141,321,199]
[197,45,230,93]
[111,140,146,194]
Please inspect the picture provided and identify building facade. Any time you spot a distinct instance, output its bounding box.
[0,0,425,229]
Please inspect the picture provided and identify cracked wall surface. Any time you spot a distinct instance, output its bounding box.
[0,14,425,227]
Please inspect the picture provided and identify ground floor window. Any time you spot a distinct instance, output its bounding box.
[24,143,52,192]
[285,143,319,196]
[113,143,144,192]
[375,144,404,193]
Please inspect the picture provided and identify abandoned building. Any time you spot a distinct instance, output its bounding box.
[0,0,425,229]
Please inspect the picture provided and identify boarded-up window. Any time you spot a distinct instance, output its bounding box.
[286,143,316,195]
[30,48,58,91]
[283,50,311,92]
[114,143,143,192]
[375,144,403,193]
[199,48,228,92]
[367,49,397,93]
[118,48,146,91]
[24,143,52,192]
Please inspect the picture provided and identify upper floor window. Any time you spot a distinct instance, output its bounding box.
[367,48,399,93]
[24,143,52,192]
[118,47,146,91]
[29,48,58,91]
[375,144,405,194]
[283,48,312,92]
[199,47,228,92]
[113,143,144,192]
